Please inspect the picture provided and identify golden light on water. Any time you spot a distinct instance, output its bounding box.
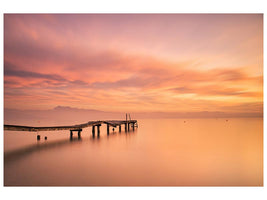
[3,14,263,187]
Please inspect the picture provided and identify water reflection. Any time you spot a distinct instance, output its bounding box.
[4,118,262,186]
[5,138,81,164]
[5,128,137,164]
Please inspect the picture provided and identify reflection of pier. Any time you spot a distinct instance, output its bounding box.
[5,130,137,164]
[4,120,138,140]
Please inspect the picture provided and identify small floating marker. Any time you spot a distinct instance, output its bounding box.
[184,121,186,123]
[45,136,47,140]
[112,127,115,131]
[37,135,40,140]
[226,119,228,122]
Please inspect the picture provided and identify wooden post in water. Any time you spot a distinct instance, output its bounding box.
[37,135,40,140]
[78,130,81,139]
[125,123,127,132]
[70,130,73,139]
[132,122,135,131]
[119,125,121,132]
[97,125,101,137]
[107,124,110,135]
[126,113,128,132]
[127,122,130,131]
[92,126,95,137]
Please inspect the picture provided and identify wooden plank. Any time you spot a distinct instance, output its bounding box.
[4,121,102,132]
[4,120,136,132]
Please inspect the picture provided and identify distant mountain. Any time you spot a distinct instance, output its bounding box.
[53,106,101,113]
[4,106,124,126]
[4,106,262,126]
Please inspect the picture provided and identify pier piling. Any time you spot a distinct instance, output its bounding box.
[107,124,110,135]
[70,131,73,139]
[124,123,127,132]
[92,126,95,137]
[97,125,101,137]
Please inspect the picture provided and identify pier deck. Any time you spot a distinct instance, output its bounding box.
[4,120,138,139]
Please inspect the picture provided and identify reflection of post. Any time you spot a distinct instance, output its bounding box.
[92,126,95,137]
[107,124,110,135]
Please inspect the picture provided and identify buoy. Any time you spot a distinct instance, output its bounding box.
[37,135,40,140]
[45,136,47,140]
[112,127,115,131]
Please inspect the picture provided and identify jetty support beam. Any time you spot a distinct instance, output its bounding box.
[92,126,95,137]
[97,124,101,137]
[70,130,73,139]
[70,129,82,139]
[78,129,81,139]
[107,124,110,135]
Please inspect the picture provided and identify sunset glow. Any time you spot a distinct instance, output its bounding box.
[4,14,263,115]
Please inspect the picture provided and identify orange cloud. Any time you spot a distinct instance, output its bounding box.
[4,14,263,116]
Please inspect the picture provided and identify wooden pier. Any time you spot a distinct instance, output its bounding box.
[4,120,138,140]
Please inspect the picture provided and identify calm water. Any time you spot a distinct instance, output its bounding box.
[4,118,263,186]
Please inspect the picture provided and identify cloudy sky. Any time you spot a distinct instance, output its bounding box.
[4,14,263,115]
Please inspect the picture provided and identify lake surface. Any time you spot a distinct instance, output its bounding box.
[4,118,263,186]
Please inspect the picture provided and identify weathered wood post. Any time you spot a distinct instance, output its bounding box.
[132,122,135,131]
[125,123,127,132]
[119,125,121,132]
[126,113,128,132]
[78,130,81,139]
[70,130,73,140]
[128,122,130,131]
[92,126,95,137]
[97,125,101,137]
[107,124,110,135]
[37,135,40,140]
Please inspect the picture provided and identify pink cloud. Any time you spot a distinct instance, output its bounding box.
[4,14,263,115]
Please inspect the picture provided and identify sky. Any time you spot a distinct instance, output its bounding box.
[4,14,263,115]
